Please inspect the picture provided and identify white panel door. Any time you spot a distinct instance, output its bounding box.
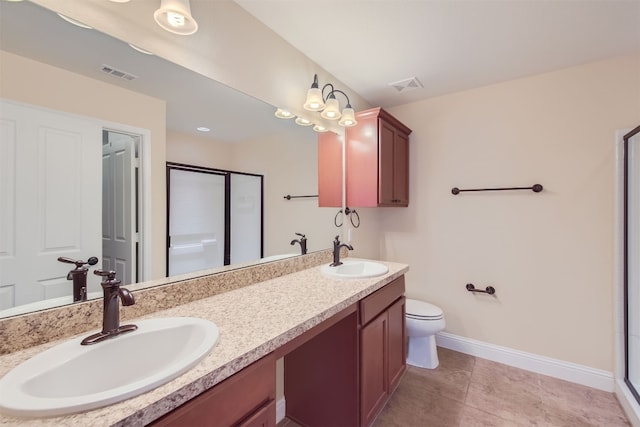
[102,130,137,286]
[0,100,102,309]
[168,168,226,276]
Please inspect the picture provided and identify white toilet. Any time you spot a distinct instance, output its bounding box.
[405,298,445,369]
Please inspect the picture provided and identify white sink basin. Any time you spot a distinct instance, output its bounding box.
[0,317,219,418]
[320,260,389,279]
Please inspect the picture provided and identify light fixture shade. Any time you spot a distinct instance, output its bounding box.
[338,107,357,127]
[154,0,198,35]
[274,108,295,119]
[320,97,341,120]
[295,117,313,126]
[313,124,328,133]
[303,87,325,111]
[57,13,93,29]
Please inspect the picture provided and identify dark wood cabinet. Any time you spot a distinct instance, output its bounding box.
[150,277,405,427]
[318,108,411,208]
[149,354,276,427]
[359,276,406,427]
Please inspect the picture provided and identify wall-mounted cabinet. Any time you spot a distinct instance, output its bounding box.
[318,108,412,208]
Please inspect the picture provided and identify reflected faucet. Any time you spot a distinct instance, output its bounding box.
[57,256,99,302]
[290,232,308,255]
[81,270,137,345]
[330,235,353,267]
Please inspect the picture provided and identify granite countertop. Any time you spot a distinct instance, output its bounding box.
[0,259,409,427]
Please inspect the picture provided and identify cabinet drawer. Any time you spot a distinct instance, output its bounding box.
[150,354,275,427]
[360,276,405,325]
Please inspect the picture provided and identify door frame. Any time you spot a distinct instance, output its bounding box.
[165,162,264,276]
[615,127,640,425]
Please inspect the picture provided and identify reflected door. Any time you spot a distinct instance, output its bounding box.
[230,173,262,264]
[625,125,640,403]
[168,168,226,276]
[0,100,102,309]
[102,130,138,285]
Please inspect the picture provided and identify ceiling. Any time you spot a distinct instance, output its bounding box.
[2,0,639,139]
[236,0,640,108]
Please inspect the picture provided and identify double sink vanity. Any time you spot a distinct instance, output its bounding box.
[0,252,409,427]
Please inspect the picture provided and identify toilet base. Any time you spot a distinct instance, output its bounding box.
[407,334,439,369]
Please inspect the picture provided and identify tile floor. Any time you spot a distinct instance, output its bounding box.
[279,347,631,427]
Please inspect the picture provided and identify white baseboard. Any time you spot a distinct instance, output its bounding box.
[276,397,286,424]
[615,380,640,427]
[436,332,615,392]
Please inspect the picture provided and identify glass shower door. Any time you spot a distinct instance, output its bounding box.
[624,125,640,403]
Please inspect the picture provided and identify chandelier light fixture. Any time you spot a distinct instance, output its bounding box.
[274,74,358,132]
[154,0,198,35]
[303,74,357,127]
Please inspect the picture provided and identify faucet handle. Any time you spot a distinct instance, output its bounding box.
[93,269,119,286]
[93,269,116,278]
[295,232,306,239]
[58,256,99,269]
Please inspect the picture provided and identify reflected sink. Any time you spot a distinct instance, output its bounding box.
[0,317,219,418]
[320,260,389,279]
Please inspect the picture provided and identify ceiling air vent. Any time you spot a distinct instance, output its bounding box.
[389,76,423,93]
[100,64,138,81]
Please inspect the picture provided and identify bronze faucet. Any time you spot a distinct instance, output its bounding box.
[290,232,308,255]
[330,235,353,267]
[81,270,137,345]
[57,256,98,302]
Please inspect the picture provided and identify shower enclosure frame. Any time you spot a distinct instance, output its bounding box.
[623,125,640,405]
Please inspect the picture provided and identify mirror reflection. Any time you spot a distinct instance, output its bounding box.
[0,0,341,318]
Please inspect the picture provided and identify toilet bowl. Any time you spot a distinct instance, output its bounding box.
[405,298,445,369]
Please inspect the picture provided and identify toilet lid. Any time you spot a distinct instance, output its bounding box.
[406,298,443,320]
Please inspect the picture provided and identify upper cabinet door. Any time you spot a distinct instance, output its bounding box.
[317,108,411,208]
[350,108,412,208]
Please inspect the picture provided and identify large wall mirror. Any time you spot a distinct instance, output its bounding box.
[0,0,343,318]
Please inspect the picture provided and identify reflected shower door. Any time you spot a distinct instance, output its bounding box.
[168,168,226,276]
[230,173,262,264]
[624,125,640,403]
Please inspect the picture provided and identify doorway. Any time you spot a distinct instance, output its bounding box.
[102,129,140,286]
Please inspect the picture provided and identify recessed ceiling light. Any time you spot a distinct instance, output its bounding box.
[196,127,210,132]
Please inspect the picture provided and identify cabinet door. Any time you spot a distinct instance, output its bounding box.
[238,400,276,427]
[361,312,388,427]
[387,297,406,392]
[317,131,343,207]
[378,119,396,206]
[393,131,410,206]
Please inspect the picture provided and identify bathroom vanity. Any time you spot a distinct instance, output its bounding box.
[0,257,408,427]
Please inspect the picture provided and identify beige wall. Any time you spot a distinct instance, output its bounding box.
[0,50,168,280]
[166,126,339,258]
[350,54,640,371]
